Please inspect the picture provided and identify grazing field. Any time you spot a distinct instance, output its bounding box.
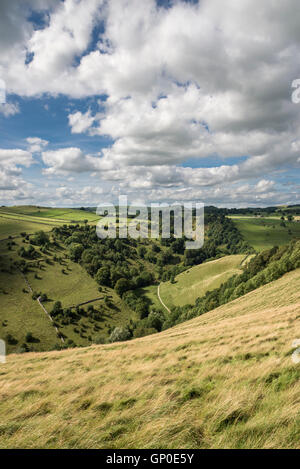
[0,215,61,240]
[231,217,300,252]
[0,268,59,352]
[156,255,245,309]
[0,269,299,449]
[0,207,100,240]
[0,206,98,221]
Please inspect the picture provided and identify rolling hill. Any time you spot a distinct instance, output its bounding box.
[0,206,100,240]
[158,254,246,308]
[0,269,299,449]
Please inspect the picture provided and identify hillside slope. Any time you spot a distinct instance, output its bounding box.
[159,254,245,307]
[0,269,299,449]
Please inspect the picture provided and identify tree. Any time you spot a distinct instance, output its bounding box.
[52,301,62,316]
[115,278,132,297]
[146,311,165,332]
[109,327,131,343]
[26,332,34,343]
[69,243,84,262]
[95,266,111,286]
[32,231,49,246]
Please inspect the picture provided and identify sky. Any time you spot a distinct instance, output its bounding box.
[0,0,300,208]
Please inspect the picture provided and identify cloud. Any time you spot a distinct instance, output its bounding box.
[0,102,20,117]
[68,110,96,134]
[42,147,102,175]
[26,137,49,153]
[0,147,34,195]
[0,148,33,168]
[1,0,300,205]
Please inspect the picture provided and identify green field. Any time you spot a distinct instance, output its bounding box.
[0,207,101,240]
[0,206,98,220]
[231,217,300,252]
[0,267,59,353]
[158,255,245,308]
[0,216,61,240]
[140,255,247,311]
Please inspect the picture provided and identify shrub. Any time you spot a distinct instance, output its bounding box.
[25,332,34,343]
[109,326,131,343]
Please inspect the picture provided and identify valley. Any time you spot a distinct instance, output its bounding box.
[0,268,299,448]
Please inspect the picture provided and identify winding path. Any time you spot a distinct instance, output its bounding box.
[157,284,171,314]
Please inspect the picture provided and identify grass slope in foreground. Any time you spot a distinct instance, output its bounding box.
[0,269,299,449]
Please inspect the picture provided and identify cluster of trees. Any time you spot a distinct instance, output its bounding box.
[184,214,253,267]
[53,213,251,292]
[106,310,165,343]
[31,231,50,246]
[18,245,38,260]
[50,300,102,324]
[53,225,172,292]
[214,204,300,217]
[49,214,253,339]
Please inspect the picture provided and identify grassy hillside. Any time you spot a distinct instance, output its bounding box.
[0,214,62,240]
[231,217,300,251]
[0,269,299,449]
[0,234,136,353]
[159,255,245,308]
[0,207,100,240]
[140,254,253,312]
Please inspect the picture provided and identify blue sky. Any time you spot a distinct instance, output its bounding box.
[0,0,299,207]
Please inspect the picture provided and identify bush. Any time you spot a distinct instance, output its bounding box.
[109,326,131,343]
[5,334,18,345]
[115,278,132,297]
[25,332,34,343]
[146,311,165,332]
[93,336,107,344]
[16,343,30,353]
[32,231,50,246]
[52,301,62,316]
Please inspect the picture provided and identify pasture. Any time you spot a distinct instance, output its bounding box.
[159,255,245,308]
[230,217,300,252]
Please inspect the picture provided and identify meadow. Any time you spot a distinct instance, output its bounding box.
[158,255,245,308]
[231,216,300,251]
[0,207,100,240]
[0,269,299,449]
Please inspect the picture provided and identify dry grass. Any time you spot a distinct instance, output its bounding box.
[0,269,299,449]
